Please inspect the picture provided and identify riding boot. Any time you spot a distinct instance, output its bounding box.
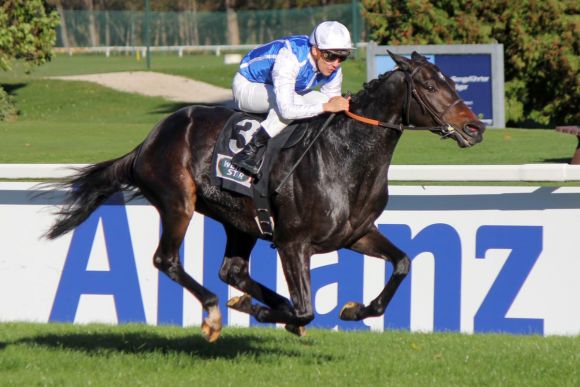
[231,127,271,176]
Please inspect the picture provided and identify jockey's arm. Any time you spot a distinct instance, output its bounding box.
[272,47,347,120]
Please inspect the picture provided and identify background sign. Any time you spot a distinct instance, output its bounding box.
[367,43,504,128]
[1,183,578,335]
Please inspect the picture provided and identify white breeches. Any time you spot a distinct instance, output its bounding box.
[232,72,329,137]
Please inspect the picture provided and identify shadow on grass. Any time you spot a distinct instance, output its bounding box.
[1,83,27,95]
[7,329,334,361]
[543,157,572,163]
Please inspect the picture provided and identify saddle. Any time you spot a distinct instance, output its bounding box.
[210,111,308,238]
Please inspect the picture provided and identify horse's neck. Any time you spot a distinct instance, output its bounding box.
[350,71,407,125]
[310,110,401,192]
[332,71,406,169]
[290,73,406,193]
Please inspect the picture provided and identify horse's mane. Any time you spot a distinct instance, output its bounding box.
[351,70,398,105]
[352,53,436,105]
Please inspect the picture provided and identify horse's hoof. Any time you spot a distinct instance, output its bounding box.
[339,301,365,321]
[201,305,222,343]
[285,324,306,337]
[226,294,252,312]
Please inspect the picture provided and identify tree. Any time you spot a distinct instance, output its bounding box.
[0,0,60,71]
[0,0,59,120]
[362,0,579,127]
[226,0,240,45]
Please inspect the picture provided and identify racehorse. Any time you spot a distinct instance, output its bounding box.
[46,51,485,342]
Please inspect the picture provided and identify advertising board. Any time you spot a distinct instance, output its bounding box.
[1,183,578,336]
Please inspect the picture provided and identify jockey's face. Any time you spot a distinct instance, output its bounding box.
[312,47,348,76]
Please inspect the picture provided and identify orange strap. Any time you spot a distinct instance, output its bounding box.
[343,110,406,133]
[344,110,381,126]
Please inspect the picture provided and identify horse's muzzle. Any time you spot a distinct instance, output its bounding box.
[461,120,485,144]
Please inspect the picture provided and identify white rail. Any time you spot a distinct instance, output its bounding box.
[54,42,369,57]
[55,45,258,57]
[2,164,580,181]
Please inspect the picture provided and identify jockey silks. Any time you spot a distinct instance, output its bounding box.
[239,35,340,92]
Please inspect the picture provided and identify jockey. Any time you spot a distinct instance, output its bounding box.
[231,21,354,176]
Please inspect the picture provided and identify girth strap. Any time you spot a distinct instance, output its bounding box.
[253,187,275,239]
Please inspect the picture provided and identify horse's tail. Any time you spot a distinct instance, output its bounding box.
[45,145,141,240]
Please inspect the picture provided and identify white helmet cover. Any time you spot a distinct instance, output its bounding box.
[309,21,354,50]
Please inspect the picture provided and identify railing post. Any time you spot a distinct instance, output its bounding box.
[144,0,151,69]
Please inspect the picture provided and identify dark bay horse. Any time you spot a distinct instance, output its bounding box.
[47,51,484,342]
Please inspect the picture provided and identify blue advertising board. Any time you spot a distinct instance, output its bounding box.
[367,44,504,128]
[2,183,579,336]
[48,214,544,334]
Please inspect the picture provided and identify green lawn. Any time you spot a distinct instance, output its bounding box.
[0,53,575,165]
[0,323,577,386]
[3,51,367,92]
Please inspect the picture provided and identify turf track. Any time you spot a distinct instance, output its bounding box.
[0,322,578,386]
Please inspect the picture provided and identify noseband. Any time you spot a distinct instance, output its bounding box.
[345,66,460,138]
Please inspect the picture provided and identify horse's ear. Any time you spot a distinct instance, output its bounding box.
[387,50,412,72]
[411,51,427,62]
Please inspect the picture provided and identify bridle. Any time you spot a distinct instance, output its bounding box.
[345,65,461,139]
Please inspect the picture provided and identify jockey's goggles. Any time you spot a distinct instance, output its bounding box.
[319,49,350,63]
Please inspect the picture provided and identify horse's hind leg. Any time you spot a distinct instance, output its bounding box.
[145,175,222,342]
[340,227,410,321]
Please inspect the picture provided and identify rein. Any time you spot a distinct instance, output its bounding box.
[344,110,451,133]
[345,67,458,136]
[273,113,336,194]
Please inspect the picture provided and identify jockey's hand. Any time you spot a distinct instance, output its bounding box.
[323,96,350,113]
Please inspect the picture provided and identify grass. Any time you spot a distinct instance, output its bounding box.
[393,129,575,165]
[2,51,367,92]
[0,322,578,386]
[0,80,172,163]
[0,53,576,166]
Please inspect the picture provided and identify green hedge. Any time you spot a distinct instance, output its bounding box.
[0,87,16,121]
[362,0,579,127]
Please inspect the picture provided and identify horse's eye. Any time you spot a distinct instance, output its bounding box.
[426,84,436,92]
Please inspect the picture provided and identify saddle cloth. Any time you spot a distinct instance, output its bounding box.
[210,111,305,197]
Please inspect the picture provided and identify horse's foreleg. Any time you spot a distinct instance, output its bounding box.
[340,227,410,321]
[223,242,314,336]
[219,226,294,313]
[277,244,315,334]
[219,227,302,335]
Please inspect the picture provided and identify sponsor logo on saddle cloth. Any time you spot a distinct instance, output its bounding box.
[216,154,251,187]
[215,116,262,189]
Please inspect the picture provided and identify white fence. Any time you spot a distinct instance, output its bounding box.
[55,45,258,57]
[2,163,580,181]
[54,42,370,57]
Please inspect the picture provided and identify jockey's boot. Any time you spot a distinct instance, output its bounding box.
[231,127,271,176]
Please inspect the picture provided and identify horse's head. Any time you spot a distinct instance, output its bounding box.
[388,50,485,148]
